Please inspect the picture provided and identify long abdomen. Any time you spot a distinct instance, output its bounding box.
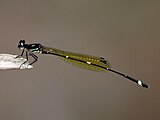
[42,46,111,72]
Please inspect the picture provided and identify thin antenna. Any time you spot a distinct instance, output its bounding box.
[107,68,149,88]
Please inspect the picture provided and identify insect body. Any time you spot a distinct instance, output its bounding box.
[17,40,149,88]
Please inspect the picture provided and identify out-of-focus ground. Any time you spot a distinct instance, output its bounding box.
[0,1,160,120]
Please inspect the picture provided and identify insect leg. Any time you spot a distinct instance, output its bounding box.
[29,52,38,65]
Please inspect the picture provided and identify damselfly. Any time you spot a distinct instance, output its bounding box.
[17,40,149,88]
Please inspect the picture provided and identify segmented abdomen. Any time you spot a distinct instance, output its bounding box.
[42,46,111,72]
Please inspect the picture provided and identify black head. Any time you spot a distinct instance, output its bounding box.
[18,40,26,49]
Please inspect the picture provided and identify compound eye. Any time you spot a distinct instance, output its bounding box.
[18,40,25,49]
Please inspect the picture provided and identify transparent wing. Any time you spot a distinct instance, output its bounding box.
[42,46,111,72]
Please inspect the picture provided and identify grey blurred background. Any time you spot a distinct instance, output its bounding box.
[0,0,160,120]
